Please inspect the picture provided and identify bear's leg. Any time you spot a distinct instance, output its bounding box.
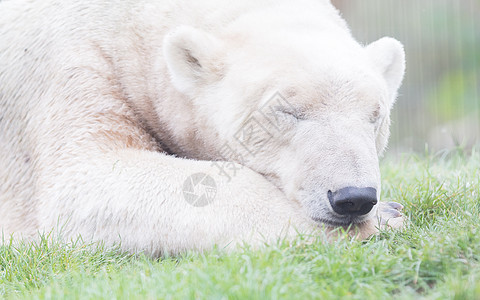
[35,148,319,255]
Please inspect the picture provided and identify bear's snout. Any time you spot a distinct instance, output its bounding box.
[328,187,377,216]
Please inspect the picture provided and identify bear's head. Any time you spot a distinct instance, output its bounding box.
[162,15,405,226]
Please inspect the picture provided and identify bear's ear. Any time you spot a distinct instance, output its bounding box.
[366,37,405,107]
[163,26,224,95]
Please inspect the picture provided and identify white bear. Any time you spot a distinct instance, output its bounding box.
[0,0,405,255]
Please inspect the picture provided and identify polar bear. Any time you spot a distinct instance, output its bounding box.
[0,0,405,255]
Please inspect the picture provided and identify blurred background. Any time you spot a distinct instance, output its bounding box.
[332,0,480,154]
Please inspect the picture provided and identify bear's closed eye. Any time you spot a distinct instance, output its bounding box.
[369,104,381,123]
[277,108,306,121]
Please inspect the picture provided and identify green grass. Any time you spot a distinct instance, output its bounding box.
[1,148,480,299]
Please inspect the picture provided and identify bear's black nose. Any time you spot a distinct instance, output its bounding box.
[328,187,377,216]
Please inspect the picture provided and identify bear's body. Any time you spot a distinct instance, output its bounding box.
[0,0,405,255]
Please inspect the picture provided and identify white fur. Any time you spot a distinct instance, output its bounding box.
[0,0,405,255]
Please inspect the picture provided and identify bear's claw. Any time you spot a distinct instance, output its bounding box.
[377,201,405,229]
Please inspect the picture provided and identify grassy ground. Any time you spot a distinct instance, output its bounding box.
[1,149,479,299]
